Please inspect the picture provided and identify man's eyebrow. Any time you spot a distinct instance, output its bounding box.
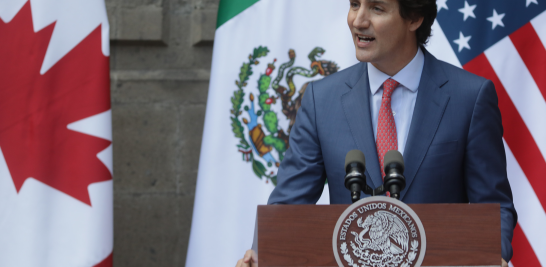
[367,0,389,4]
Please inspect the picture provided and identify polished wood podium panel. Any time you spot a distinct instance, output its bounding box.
[258,204,500,267]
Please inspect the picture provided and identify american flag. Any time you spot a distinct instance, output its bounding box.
[431,0,546,265]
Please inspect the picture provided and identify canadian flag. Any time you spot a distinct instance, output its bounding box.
[0,0,112,266]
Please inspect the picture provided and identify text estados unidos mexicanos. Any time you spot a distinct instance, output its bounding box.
[339,203,418,240]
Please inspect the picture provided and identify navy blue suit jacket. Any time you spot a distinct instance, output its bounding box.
[267,50,517,260]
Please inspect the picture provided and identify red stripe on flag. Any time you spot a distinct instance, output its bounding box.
[93,252,112,267]
[464,53,546,211]
[510,23,546,102]
[511,224,541,266]
[466,54,546,266]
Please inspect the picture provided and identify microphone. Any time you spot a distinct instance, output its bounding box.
[344,150,367,203]
[383,150,406,200]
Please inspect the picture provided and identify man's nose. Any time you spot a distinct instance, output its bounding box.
[353,9,370,29]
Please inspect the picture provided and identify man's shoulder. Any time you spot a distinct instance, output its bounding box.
[430,55,488,90]
[427,55,496,109]
[311,62,365,93]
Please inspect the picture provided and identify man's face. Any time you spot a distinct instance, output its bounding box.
[348,0,420,67]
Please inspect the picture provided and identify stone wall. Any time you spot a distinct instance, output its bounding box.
[106,0,219,265]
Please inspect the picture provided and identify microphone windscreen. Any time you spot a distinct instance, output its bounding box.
[345,149,366,170]
[384,150,404,171]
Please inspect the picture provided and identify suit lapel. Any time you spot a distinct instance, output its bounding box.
[401,50,450,200]
[341,63,383,188]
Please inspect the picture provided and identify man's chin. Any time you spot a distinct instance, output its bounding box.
[355,52,374,63]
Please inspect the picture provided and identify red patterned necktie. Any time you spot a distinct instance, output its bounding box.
[376,78,400,178]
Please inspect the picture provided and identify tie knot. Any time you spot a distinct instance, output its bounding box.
[382,78,399,98]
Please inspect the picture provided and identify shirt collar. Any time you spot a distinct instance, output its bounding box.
[367,47,425,95]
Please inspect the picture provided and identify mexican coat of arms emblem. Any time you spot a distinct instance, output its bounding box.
[333,196,426,267]
[229,46,339,184]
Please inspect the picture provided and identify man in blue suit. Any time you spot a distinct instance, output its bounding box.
[236,0,516,266]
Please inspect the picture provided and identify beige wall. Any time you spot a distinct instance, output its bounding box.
[106,0,219,265]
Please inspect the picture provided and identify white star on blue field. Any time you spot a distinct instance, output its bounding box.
[435,0,546,64]
[487,9,505,30]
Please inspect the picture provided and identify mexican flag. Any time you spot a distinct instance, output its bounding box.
[186,1,358,266]
[187,0,546,266]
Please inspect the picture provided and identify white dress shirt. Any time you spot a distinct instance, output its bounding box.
[368,47,424,156]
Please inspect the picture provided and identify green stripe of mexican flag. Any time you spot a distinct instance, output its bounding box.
[216,0,259,28]
[186,1,359,266]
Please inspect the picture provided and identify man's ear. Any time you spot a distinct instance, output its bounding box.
[408,16,424,32]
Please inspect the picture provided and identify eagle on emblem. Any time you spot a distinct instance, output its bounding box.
[352,210,410,256]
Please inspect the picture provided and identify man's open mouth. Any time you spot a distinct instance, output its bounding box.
[357,35,375,43]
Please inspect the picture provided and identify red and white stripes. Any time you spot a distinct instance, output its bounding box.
[462,10,546,266]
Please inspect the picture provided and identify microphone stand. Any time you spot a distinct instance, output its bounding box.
[362,184,384,197]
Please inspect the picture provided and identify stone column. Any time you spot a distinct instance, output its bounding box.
[106,0,219,265]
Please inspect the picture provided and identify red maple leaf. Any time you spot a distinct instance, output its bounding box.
[0,3,112,206]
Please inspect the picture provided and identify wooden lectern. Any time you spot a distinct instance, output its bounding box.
[258,204,500,267]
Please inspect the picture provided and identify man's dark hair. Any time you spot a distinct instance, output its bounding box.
[397,0,437,45]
